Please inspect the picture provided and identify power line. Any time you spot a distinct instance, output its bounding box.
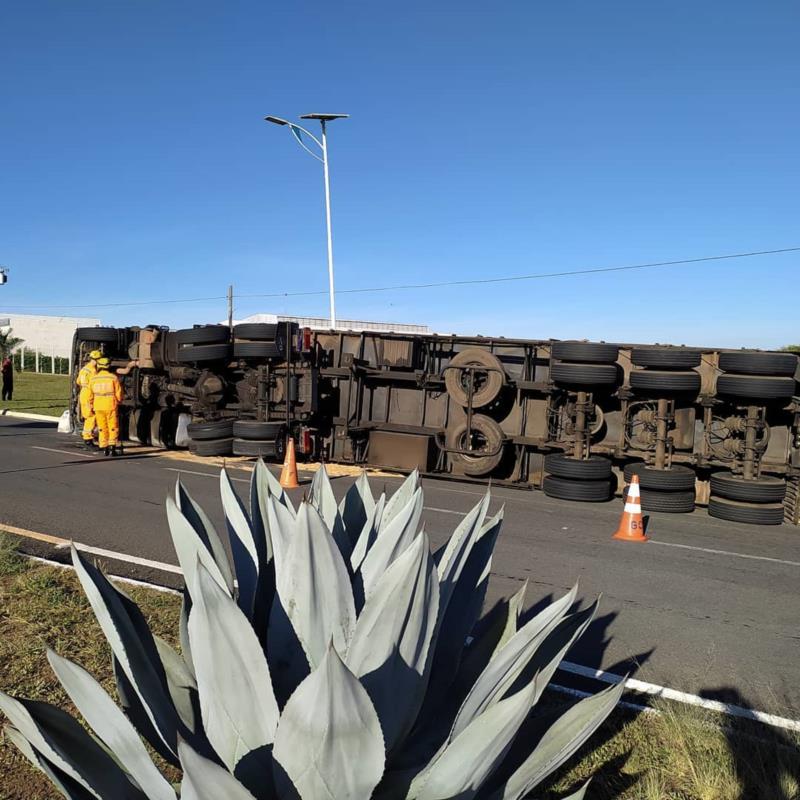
[2,245,798,311]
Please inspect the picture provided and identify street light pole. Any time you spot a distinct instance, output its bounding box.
[264,113,348,330]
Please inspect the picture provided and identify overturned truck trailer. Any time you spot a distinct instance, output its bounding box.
[70,324,800,526]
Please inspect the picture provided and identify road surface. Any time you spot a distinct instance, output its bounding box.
[1,415,798,716]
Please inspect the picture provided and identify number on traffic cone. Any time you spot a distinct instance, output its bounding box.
[279,436,300,490]
[612,474,648,542]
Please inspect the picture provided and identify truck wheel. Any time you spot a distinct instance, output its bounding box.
[542,475,613,502]
[233,421,284,440]
[624,486,695,513]
[189,437,234,457]
[174,326,230,346]
[551,342,619,363]
[718,351,798,376]
[76,327,118,343]
[444,348,506,408]
[716,374,796,400]
[709,472,786,503]
[708,497,784,525]
[544,453,612,480]
[233,342,282,360]
[234,323,279,341]
[630,348,702,369]
[629,370,700,393]
[446,414,505,476]
[551,363,618,387]
[176,344,231,364]
[187,419,234,441]
[624,463,696,490]
[233,438,278,457]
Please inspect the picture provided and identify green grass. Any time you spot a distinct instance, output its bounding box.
[0,532,798,800]
[0,373,71,417]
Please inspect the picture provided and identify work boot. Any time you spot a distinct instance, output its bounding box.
[104,446,111,457]
[111,446,120,457]
[82,439,95,450]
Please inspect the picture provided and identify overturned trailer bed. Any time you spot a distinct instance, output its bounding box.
[70,324,800,526]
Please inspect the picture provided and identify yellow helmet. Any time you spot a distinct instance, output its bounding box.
[88,350,102,360]
[96,357,111,369]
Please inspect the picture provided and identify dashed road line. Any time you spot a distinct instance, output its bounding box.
[649,539,800,568]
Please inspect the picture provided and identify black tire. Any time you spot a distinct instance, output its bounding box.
[445,348,506,408]
[710,472,787,503]
[189,437,234,457]
[446,414,505,476]
[232,438,278,457]
[76,327,118,343]
[233,323,279,341]
[542,475,613,502]
[708,497,784,526]
[631,348,702,369]
[718,351,798,377]
[187,419,234,441]
[629,370,700,393]
[623,486,695,513]
[544,453,612,480]
[716,374,796,400]
[174,326,230,346]
[551,363,618,387]
[176,344,231,364]
[551,342,619,363]
[233,341,282,360]
[232,420,284,440]
[624,463,696,491]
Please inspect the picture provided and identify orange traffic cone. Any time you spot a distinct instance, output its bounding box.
[279,437,300,489]
[612,475,648,542]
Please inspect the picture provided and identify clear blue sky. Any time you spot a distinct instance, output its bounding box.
[1,1,798,347]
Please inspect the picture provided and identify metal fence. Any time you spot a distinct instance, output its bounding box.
[11,347,71,375]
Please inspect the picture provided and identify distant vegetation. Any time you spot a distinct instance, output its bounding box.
[779,344,800,353]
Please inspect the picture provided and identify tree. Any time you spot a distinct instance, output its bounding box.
[779,344,800,353]
[0,327,23,358]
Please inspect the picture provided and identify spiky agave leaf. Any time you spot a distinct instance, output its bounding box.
[4,462,623,800]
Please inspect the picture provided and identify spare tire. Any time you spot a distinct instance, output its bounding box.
[716,374,796,400]
[708,497,784,526]
[631,348,702,369]
[176,344,231,364]
[189,437,234,457]
[630,370,701,393]
[76,327,118,343]
[232,438,278,457]
[544,453,612,480]
[234,323,279,341]
[542,475,613,502]
[551,342,619,363]
[710,472,786,503]
[232,420,284,440]
[233,341,282,360]
[624,463,696,491]
[174,326,230,346]
[444,348,506,408]
[187,419,234,441]
[551,363,618,387]
[446,414,505,476]
[718,351,798,376]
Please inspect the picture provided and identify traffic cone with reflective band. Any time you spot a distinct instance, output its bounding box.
[613,475,648,542]
[279,436,300,489]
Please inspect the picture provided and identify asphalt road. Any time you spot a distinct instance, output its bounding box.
[1,415,799,716]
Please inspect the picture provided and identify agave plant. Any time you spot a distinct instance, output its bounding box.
[0,463,622,799]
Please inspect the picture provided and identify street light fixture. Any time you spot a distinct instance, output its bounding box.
[265,113,349,329]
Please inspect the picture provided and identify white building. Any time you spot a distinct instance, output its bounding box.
[229,313,429,335]
[0,313,102,358]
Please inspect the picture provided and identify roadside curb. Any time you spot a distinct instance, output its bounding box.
[0,409,61,423]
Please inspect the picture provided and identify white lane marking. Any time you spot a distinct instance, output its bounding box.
[423,506,467,516]
[54,541,182,575]
[649,539,800,568]
[31,446,96,459]
[22,553,181,596]
[165,467,248,484]
[559,661,800,732]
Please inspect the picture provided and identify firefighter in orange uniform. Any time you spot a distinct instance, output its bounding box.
[87,357,123,456]
[76,350,102,448]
